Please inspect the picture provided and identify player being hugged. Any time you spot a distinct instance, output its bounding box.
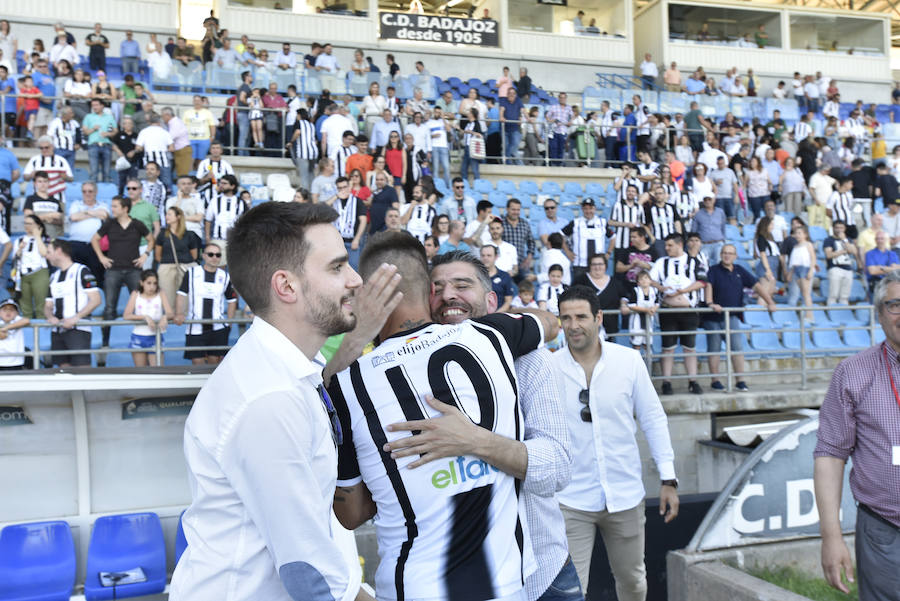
[329,230,559,601]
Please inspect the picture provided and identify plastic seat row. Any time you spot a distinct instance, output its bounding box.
[0,511,187,601]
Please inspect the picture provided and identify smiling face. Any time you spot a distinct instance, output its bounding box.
[559,298,601,352]
[430,261,496,324]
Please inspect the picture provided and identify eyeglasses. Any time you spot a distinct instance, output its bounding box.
[38,145,51,149]
[453,185,464,189]
[318,385,343,446]
[205,252,222,258]
[883,299,900,315]
[544,206,557,211]
[579,389,591,422]
[126,186,140,190]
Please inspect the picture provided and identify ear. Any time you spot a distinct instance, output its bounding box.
[486,290,499,313]
[271,270,299,305]
[595,310,604,327]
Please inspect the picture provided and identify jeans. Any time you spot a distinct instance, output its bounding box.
[431,146,451,189]
[121,57,140,75]
[604,136,618,168]
[715,197,735,220]
[704,315,745,353]
[88,144,111,183]
[236,112,250,156]
[807,98,819,115]
[294,157,313,191]
[641,75,655,90]
[536,558,585,601]
[57,148,76,171]
[344,240,360,272]
[703,241,723,264]
[748,195,769,220]
[102,267,141,346]
[503,124,522,164]
[461,147,481,181]
[787,265,810,306]
[856,504,900,601]
[117,164,138,196]
[549,134,566,166]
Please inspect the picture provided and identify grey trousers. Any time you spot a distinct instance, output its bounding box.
[856,504,900,601]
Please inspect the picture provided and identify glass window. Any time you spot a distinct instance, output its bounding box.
[509,0,627,38]
[789,14,884,56]
[227,0,369,17]
[377,0,495,20]
[668,3,781,48]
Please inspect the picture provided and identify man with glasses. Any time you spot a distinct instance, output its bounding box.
[68,181,109,284]
[173,242,237,366]
[814,270,900,601]
[332,176,367,271]
[24,137,73,204]
[553,285,679,601]
[538,200,569,250]
[439,176,476,224]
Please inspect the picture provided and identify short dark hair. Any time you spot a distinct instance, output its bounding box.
[113,195,132,211]
[49,238,72,258]
[431,250,492,293]
[220,174,238,188]
[476,200,493,214]
[227,202,339,317]
[548,232,563,249]
[548,264,563,274]
[558,285,602,316]
[665,233,684,245]
[145,160,160,170]
[33,170,49,181]
[452,176,464,185]
[506,198,521,209]
[686,232,701,242]
[359,230,430,302]
[335,176,349,186]
[517,279,534,293]
[832,219,846,228]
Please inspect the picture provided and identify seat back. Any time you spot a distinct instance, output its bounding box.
[0,520,76,601]
[84,512,167,600]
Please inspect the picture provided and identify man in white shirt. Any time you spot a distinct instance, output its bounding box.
[403,110,430,157]
[166,175,205,239]
[169,201,367,601]
[275,42,297,70]
[213,38,243,70]
[823,94,841,120]
[638,53,658,90]
[804,75,821,115]
[486,218,520,276]
[424,107,451,189]
[697,135,727,172]
[315,43,339,74]
[553,286,678,599]
[463,200,495,248]
[135,113,175,193]
[320,105,357,158]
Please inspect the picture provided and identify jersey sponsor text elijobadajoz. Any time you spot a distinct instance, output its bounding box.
[329,313,545,601]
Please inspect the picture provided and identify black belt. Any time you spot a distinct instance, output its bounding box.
[859,503,900,531]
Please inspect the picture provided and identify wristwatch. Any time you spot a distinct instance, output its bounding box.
[661,479,678,489]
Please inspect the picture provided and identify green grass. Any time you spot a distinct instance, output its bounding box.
[749,566,859,601]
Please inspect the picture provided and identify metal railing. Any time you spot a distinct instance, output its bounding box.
[0,317,251,369]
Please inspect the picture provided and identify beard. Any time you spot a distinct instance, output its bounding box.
[302,280,357,337]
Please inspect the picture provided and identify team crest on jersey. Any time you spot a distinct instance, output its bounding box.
[370,352,397,367]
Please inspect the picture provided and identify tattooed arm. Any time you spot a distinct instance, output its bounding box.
[333,482,376,530]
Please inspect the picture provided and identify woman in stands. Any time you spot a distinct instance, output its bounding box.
[64,68,92,122]
[123,269,173,367]
[674,135,694,167]
[350,49,368,78]
[785,224,817,324]
[13,214,50,320]
[0,21,16,74]
[690,163,716,201]
[522,106,544,166]
[432,214,450,244]
[91,70,116,107]
[382,131,407,201]
[348,169,372,205]
[155,206,200,311]
[293,188,310,203]
[458,88,487,131]
[367,153,390,190]
[745,156,772,220]
[779,157,807,216]
[754,216,783,303]
[459,106,484,181]
[573,253,629,340]
[362,81,386,137]
[31,39,47,61]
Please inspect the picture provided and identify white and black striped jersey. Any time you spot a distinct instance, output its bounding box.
[47,262,98,333]
[135,125,174,167]
[636,161,660,192]
[17,235,49,274]
[405,203,436,242]
[827,191,854,225]
[195,158,234,200]
[628,285,658,335]
[204,194,246,241]
[660,182,678,198]
[386,96,400,116]
[793,121,812,141]
[328,314,543,601]
[292,120,319,160]
[670,190,699,224]
[142,179,168,222]
[610,201,645,249]
[47,118,81,152]
[615,176,641,203]
[330,145,358,178]
[645,203,679,241]
[24,154,72,200]
[649,253,707,307]
[690,251,709,305]
[537,282,567,315]
[335,195,365,240]
[561,216,611,267]
[176,265,237,335]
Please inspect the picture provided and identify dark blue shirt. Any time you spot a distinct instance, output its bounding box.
[489,268,516,301]
[706,262,757,321]
[499,97,524,123]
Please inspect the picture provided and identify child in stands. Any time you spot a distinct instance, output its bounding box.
[537,264,567,315]
[511,279,538,309]
[123,269,172,367]
[628,270,658,350]
[0,299,30,370]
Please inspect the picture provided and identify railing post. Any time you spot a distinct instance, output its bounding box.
[626,126,632,164]
[500,119,506,165]
[799,312,808,390]
[32,324,40,370]
[724,308,733,392]
[644,316,653,374]
[155,326,163,366]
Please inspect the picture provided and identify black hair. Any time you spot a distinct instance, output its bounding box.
[558,285,602,316]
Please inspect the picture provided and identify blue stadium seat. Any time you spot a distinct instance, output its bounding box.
[771,308,800,326]
[473,178,493,195]
[84,512,167,600]
[175,511,187,565]
[540,181,562,196]
[96,183,117,201]
[725,224,740,241]
[434,179,450,197]
[808,226,828,242]
[563,182,583,197]
[559,193,579,207]
[812,329,845,354]
[743,310,774,328]
[73,167,90,182]
[735,242,753,260]
[849,279,867,303]
[783,330,819,355]
[0,520,76,601]
[585,182,605,197]
[496,179,517,196]
[843,328,874,348]
[827,305,866,326]
[488,190,507,207]
[518,180,539,197]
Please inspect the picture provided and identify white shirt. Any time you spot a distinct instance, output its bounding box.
[166,193,205,238]
[362,94,386,118]
[320,113,356,156]
[772,87,787,100]
[404,121,430,153]
[492,239,519,273]
[50,43,79,66]
[136,125,174,158]
[0,314,25,367]
[316,52,339,73]
[538,248,571,285]
[697,145,727,172]
[425,118,449,149]
[553,342,675,513]
[274,51,297,69]
[464,219,493,246]
[639,60,658,78]
[170,317,359,601]
[804,81,820,99]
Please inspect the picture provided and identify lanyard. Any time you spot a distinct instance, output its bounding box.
[881,343,900,411]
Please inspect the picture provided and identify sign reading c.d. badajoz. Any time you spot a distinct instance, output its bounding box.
[379,12,499,47]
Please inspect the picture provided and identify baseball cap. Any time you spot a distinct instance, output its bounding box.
[581,197,596,206]
[0,298,20,312]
